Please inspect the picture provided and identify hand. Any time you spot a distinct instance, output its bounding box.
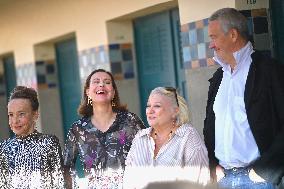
[249,169,265,183]
[216,165,225,182]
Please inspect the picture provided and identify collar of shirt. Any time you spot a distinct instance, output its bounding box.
[213,41,254,74]
[136,124,189,138]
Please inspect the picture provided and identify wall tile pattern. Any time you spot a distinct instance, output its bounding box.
[36,59,57,89]
[181,8,272,69]
[17,63,37,89]
[30,43,135,89]
[78,43,135,81]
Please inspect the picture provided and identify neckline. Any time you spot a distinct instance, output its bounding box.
[16,130,39,140]
[89,111,119,134]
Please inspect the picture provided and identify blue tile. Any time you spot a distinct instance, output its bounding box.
[184,61,192,69]
[240,10,251,17]
[203,26,210,43]
[189,22,196,30]
[37,74,46,84]
[97,50,108,63]
[190,45,198,60]
[203,18,209,26]
[122,61,134,79]
[199,59,207,67]
[253,17,268,34]
[109,44,120,50]
[98,45,105,51]
[90,47,96,53]
[198,43,206,59]
[36,61,44,65]
[124,72,134,79]
[109,49,122,62]
[197,28,204,43]
[181,32,189,47]
[46,64,55,74]
[48,83,57,88]
[189,30,197,45]
[122,49,133,61]
[182,47,191,62]
[205,42,214,58]
[111,62,122,74]
[247,17,254,35]
[254,33,270,50]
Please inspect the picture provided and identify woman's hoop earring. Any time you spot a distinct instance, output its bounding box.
[87,96,93,106]
[111,99,116,107]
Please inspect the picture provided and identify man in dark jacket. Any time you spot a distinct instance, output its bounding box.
[204,7,284,189]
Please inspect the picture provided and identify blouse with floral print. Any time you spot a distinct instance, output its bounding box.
[63,110,145,188]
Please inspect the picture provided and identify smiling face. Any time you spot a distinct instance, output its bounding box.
[86,71,115,105]
[208,20,236,62]
[146,93,178,129]
[8,98,38,137]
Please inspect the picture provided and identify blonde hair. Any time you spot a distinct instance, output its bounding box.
[150,87,190,126]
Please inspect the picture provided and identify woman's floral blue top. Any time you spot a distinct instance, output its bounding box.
[63,110,145,188]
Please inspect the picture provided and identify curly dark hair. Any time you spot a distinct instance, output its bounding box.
[78,69,127,117]
[9,86,39,111]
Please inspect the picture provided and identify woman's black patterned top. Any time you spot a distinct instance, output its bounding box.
[63,110,145,188]
[0,130,65,189]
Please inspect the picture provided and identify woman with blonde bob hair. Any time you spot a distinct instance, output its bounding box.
[124,87,209,188]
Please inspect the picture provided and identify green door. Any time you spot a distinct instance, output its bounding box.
[55,38,81,136]
[134,9,185,123]
[55,38,83,177]
[171,9,188,100]
[3,55,16,137]
[3,55,17,99]
[271,0,284,64]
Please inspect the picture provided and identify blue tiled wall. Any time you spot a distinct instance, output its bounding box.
[181,8,272,69]
[17,63,37,89]
[79,43,135,81]
[36,60,57,89]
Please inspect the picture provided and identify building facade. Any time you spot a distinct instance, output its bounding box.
[0,0,283,145]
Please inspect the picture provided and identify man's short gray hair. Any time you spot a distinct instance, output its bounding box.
[209,8,249,41]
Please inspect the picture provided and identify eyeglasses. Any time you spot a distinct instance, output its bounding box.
[164,87,179,107]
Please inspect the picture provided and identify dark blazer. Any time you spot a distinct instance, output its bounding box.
[203,51,284,185]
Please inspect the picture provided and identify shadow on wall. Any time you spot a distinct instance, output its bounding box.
[144,181,218,189]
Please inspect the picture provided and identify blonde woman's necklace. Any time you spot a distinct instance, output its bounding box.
[153,129,174,141]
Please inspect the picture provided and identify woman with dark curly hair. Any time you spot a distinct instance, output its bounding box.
[63,69,145,188]
[0,86,65,188]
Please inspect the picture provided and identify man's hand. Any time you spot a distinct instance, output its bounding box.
[249,169,265,183]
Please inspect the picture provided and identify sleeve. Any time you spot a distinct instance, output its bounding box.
[253,62,284,185]
[0,142,9,187]
[123,135,142,189]
[184,127,210,185]
[131,112,146,130]
[48,136,66,188]
[63,126,79,189]
[124,113,145,152]
[125,133,139,167]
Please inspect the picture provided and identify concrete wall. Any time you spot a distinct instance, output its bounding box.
[0,0,177,142]
[178,0,235,24]
[185,66,219,135]
[0,0,176,64]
